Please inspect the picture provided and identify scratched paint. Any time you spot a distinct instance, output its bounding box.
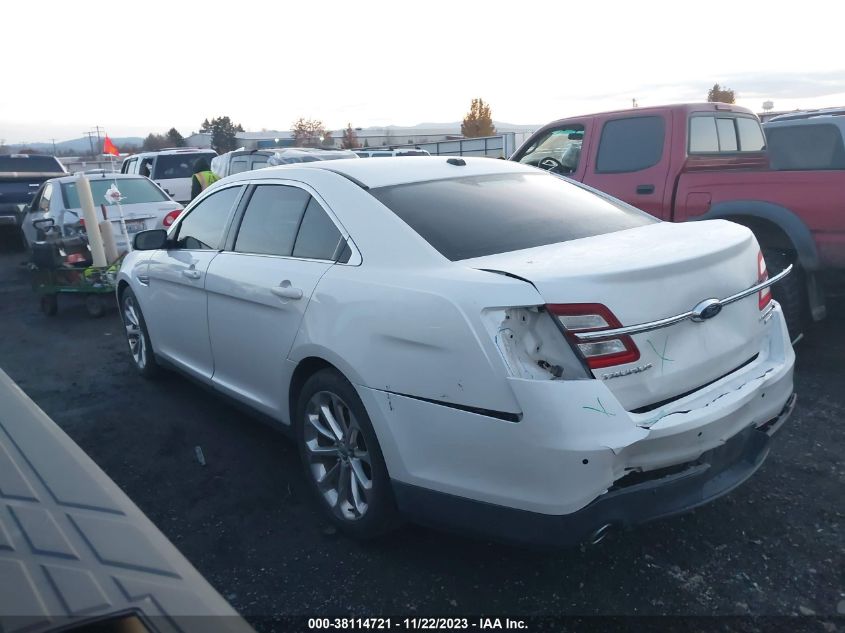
[647,337,674,375]
[582,397,616,417]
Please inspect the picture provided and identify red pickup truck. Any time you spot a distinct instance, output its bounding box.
[511,103,844,336]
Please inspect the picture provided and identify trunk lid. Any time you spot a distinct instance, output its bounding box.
[465,220,766,411]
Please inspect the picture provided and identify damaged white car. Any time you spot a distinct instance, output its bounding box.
[116,157,796,546]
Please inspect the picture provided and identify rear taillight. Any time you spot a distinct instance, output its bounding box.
[547,303,640,369]
[758,251,771,310]
[162,209,182,227]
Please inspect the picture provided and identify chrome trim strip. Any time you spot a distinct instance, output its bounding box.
[574,264,792,341]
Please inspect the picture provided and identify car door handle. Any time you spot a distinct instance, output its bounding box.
[271,283,303,300]
[636,184,655,194]
[181,269,202,280]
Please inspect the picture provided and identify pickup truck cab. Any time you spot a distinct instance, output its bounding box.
[512,103,845,336]
[0,154,66,242]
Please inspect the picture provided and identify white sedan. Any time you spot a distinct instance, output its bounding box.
[116,157,796,546]
[22,173,183,254]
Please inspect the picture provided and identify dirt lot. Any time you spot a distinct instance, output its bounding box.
[0,245,842,623]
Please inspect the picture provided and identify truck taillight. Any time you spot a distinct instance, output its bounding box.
[162,209,182,227]
[758,251,771,310]
[547,303,640,369]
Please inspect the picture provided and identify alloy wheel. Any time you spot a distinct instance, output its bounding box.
[122,294,146,369]
[303,390,373,521]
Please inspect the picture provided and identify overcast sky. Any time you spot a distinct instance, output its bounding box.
[2,0,844,143]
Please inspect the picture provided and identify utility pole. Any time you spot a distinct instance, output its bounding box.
[50,138,57,154]
[92,125,104,149]
[83,131,96,157]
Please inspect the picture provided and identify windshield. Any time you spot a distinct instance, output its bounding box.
[0,155,64,173]
[61,178,169,208]
[369,172,656,261]
[152,153,216,179]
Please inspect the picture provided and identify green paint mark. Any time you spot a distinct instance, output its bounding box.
[582,397,616,417]
[647,337,674,374]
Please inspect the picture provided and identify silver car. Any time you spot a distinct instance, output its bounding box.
[22,173,184,253]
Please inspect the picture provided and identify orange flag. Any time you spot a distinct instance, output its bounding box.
[103,135,119,156]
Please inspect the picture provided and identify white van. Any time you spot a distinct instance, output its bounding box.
[121,148,217,203]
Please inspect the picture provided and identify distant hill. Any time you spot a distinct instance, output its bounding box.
[4,137,144,155]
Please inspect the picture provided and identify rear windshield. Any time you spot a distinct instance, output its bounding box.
[152,153,216,179]
[766,124,845,170]
[0,156,64,172]
[369,172,656,261]
[62,178,168,208]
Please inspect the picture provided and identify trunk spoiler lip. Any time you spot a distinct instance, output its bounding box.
[574,264,792,342]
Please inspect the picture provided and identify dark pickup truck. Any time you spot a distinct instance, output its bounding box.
[511,103,845,336]
[0,154,67,242]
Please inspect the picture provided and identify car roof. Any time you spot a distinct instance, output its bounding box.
[231,156,538,189]
[539,102,756,128]
[129,149,216,157]
[764,116,845,130]
[51,173,151,184]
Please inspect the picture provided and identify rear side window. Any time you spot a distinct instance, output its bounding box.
[230,158,249,174]
[234,185,310,256]
[292,198,343,260]
[370,173,656,261]
[766,124,845,170]
[175,186,241,250]
[153,153,215,179]
[596,116,665,173]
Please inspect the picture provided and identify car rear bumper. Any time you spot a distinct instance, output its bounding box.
[392,393,795,547]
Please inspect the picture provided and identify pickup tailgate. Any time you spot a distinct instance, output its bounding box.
[465,220,767,411]
[0,173,60,209]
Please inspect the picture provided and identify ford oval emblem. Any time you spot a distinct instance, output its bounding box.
[691,298,723,322]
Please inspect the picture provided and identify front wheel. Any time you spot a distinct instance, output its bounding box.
[295,368,400,539]
[120,287,160,379]
[763,249,806,340]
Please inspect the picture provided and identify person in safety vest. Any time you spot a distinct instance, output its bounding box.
[190,158,219,200]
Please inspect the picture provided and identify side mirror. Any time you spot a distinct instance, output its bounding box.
[134,229,168,251]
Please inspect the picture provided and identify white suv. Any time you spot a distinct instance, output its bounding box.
[121,149,217,204]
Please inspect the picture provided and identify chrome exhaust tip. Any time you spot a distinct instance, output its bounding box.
[589,523,613,545]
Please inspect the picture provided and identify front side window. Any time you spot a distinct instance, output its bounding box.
[234,185,310,256]
[515,125,585,174]
[39,183,53,210]
[595,116,665,173]
[370,172,656,261]
[174,186,241,250]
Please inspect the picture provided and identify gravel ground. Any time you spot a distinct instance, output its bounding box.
[0,244,842,625]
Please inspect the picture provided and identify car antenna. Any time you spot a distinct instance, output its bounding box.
[447,158,466,166]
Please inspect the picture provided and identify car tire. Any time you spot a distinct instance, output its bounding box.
[763,249,805,340]
[120,287,160,379]
[295,368,400,539]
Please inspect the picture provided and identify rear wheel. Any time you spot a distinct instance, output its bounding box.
[120,287,160,379]
[295,368,399,539]
[763,249,805,339]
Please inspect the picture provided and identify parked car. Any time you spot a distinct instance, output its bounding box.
[117,157,795,546]
[120,148,217,203]
[22,173,183,253]
[511,102,845,338]
[354,148,431,157]
[764,112,845,171]
[211,147,358,179]
[0,154,66,241]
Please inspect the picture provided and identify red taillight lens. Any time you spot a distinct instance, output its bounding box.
[547,303,641,369]
[758,251,771,310]
[162,209,182,227]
